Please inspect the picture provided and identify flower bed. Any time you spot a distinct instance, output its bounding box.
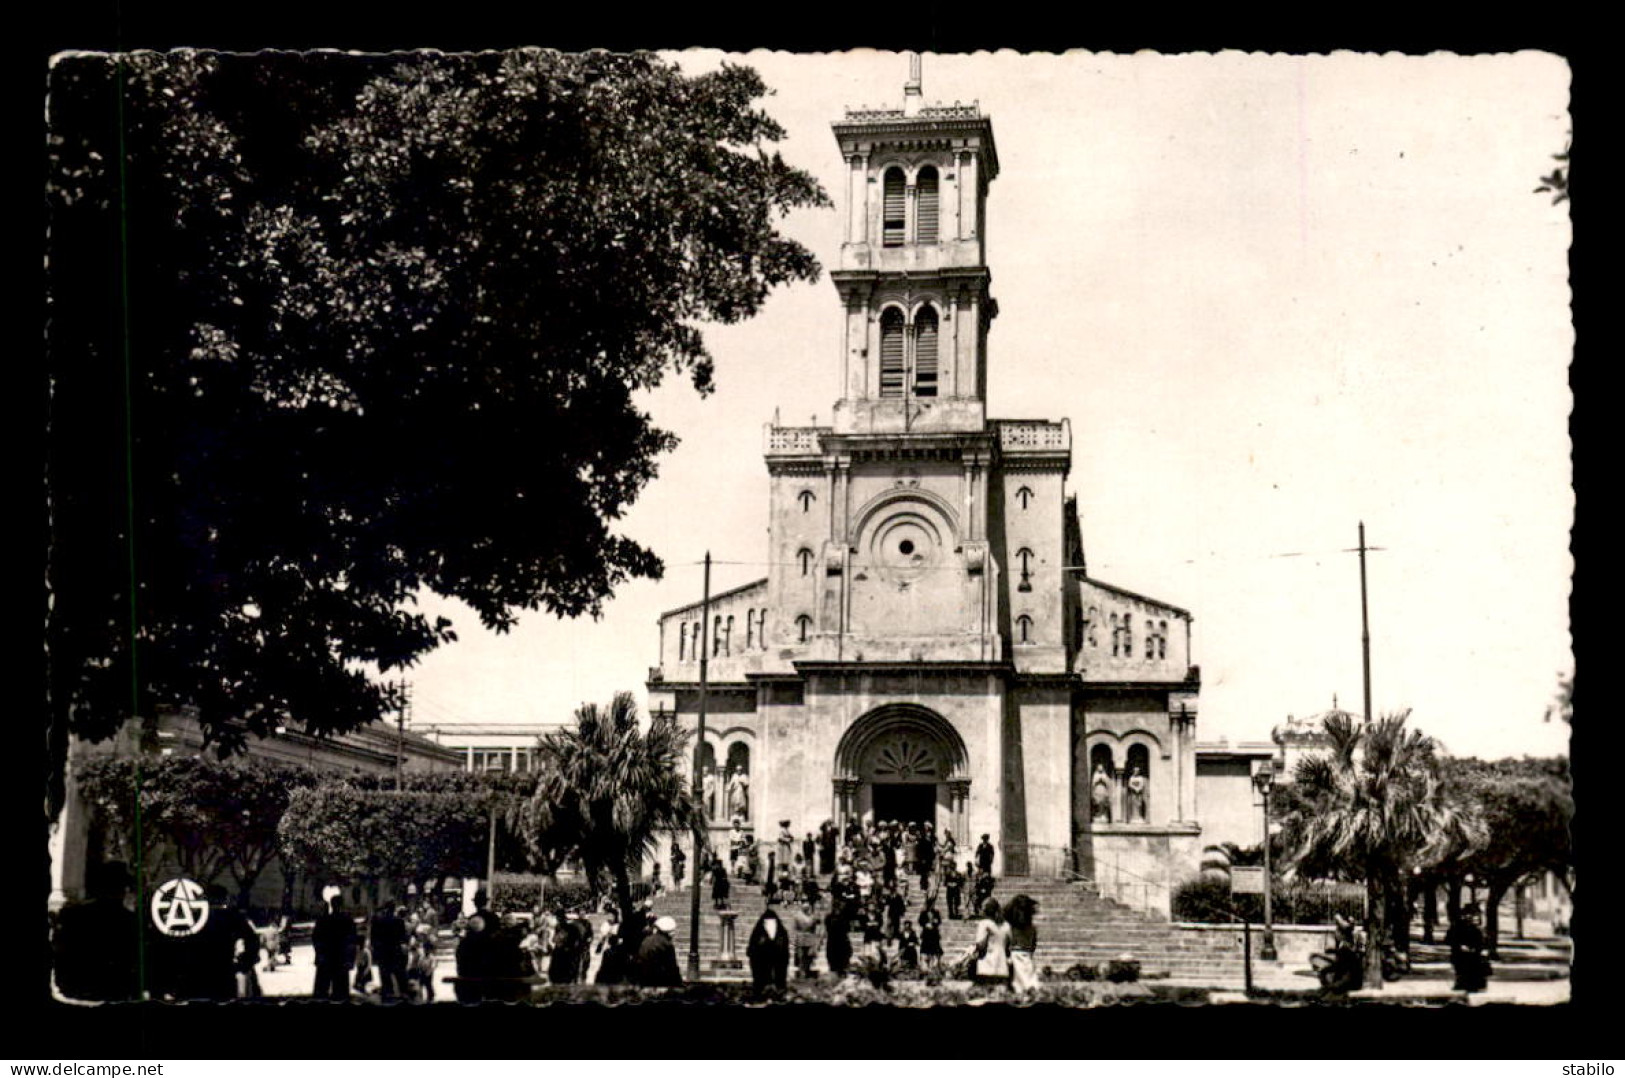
[507,977,1154,1007]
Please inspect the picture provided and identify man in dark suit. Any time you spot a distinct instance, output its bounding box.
[52,861,139,1001]
[976,834,996,877]
[369,903,410,1001]
[312,893,359,1000]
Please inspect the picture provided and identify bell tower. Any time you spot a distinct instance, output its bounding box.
[829,55,999,435]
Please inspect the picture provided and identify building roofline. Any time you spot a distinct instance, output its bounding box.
[1077,576,1193,620]
[658,578,768,620]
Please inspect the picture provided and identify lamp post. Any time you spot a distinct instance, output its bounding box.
[1253,760,1278,961]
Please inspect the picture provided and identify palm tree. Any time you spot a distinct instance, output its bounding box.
[1279,710,1483,988]
[524,692,698,931]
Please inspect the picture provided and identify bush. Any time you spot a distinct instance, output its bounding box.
[487,879,656,913]
[1064,961,1100,982]
[1105,956,1141,983]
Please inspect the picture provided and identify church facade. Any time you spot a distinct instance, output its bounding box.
[647,65,1203,911]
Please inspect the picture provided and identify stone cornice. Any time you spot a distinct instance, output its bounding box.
[795,659,1014,678]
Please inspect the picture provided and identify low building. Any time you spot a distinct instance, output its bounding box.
[50,707,461,912]
[413,722,555,773]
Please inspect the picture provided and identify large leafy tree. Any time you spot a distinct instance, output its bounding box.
[1279,711,1484,987]
[44,50,827,823]
[522,692,696,931]
[75,754,317,904]
[277,770,552,900]
[1438,756,1572,957]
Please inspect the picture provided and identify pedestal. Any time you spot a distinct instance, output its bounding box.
[716,911,743,969]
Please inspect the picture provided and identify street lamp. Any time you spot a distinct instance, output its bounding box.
[1253,760,1278,961]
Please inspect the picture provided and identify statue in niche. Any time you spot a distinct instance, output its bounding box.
[727,766,750,821]
[1126,765,1148,823]
[702,766,719,820]
[1090,764,1113,823]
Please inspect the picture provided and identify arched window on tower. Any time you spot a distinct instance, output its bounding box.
[798,547,815,576]
[916,165,939,244]
[882,167,906,247]
[1015,485,1035,510]
[798,489,815,512]
[879,307,906,398]
[796,614,813,643]
[1016,614,1033,644]
[1016,547,1034,592]
[913,306,939,397]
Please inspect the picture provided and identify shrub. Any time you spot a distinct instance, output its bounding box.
[1064,961,1100,982]
[1105,955,1141,983]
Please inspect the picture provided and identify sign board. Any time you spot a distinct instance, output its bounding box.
[1230,866,1266,895]
[150,876,211,937]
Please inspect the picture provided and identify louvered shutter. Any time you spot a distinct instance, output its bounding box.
[917,168,939,244]
[914,308,938,396]
[879,309,905,397]
[882,169,905,247]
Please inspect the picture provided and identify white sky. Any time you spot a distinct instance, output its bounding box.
[406,50,1573,762]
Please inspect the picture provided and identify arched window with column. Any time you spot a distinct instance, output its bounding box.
[882,167,906,247]
[879,307,906,398]
[796,614,813,643]
[679,622,688,662]
[1016,614,1033,644]
[916,165,939,244]
[757,609,768,648]
[798,547,815,576]
[745,609,755,650]
[725,615,734,656]
[913,305,939,397]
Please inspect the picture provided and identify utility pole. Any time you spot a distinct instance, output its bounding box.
[687,552,713,982]
[395,681,410,791]
[1356,522,1379,725]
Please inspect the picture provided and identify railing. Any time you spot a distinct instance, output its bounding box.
[996,419,1070,452]
[1000,841,1175,918]
[764,425,827,454]
[843,107,905,121]
[918,102,980,119]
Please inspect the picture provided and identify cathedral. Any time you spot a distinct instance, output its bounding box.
[647,61,1203,907]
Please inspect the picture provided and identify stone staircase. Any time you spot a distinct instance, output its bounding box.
[647,876,1251,986]
[1405,935,1573,982]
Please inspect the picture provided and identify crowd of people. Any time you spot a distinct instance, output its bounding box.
[680,817,1043,994]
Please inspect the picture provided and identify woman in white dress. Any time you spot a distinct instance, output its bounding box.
[972,898,1012,989]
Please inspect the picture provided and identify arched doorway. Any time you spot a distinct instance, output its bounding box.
[833,705,970,840]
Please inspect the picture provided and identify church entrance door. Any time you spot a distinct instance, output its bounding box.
[871,783,937,826]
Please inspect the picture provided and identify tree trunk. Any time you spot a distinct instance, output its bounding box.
[612,863,638,946]
[1388,881,1411,960]
[1422,881,1438,944]
[1445,877,1462,927]
[1484,879,1509,959]
[1364,872,1386,988]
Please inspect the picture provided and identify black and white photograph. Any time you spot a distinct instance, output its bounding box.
[41,43,1576,1039]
